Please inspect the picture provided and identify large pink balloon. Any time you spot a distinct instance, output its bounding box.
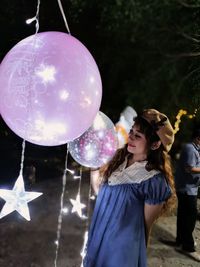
[0,32,102,146]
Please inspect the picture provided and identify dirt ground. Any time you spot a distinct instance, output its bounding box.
[0,173,199,267]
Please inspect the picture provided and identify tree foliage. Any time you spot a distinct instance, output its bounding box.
[67,0,200,123]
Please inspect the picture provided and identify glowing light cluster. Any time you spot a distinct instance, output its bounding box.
[173,108,198,134]
[173,109,187,134]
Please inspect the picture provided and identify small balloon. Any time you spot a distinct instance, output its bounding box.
[0,32,102,146]
[69,112,118,168]
[116,106,137,148]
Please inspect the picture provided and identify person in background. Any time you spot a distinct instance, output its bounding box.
[175,128,200,262]
[84,109,175,267]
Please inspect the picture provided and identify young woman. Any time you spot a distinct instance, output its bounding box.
[84,109,175,267]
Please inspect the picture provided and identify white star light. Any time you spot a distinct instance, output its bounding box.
[35,64,57,84]
[70,194,86,218]
[0,174,43,221]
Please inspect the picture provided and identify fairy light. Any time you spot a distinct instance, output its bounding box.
[62,207,69,214]
[73,175,81,180]
[80,175,94,266]
[80,231,88,267]
[90,195,96,200]
[173,108,199,134]
[173,109,187,134]
[65,168,75,175]
[54,145,76,267]
[26,17,36,24]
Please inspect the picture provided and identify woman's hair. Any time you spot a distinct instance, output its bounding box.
[101,116,176,214]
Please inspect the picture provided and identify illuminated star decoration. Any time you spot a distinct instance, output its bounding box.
[0,174,43,221]
[70,194,86,218]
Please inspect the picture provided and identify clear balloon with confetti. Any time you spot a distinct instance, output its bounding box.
[69,112,118,168]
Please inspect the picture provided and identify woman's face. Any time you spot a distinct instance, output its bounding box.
[127,124,148,157]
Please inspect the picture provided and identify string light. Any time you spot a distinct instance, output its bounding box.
[54,144,75,267]
[65,168,75,175]
[73,175,81,180]
[62,207,69,214]
[26,17,37,24]
[173,108,198,134]
[70,167,86,218]
[80,231,88,267]
[80,173,94,266]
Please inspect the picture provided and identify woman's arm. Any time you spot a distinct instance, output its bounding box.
[90,169,101,195]
[144,203,163,246]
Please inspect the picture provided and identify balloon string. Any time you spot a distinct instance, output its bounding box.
[26,0,40,34]
[19,139,26,177]
[57,0,71,34]
[35,0,40,34]
[54,144,69,267]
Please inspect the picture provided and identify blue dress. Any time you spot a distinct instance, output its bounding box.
[83,161,171,267]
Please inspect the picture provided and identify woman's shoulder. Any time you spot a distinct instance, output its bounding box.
[139,172,170,196]
[141,170,167,182]
[140,172,171,204]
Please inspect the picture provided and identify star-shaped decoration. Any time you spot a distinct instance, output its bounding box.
[70,194,86,218]
[0,174,43,221]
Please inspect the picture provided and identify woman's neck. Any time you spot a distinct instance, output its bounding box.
[128,154,147,166]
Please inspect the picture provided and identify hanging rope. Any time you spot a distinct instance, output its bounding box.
[57,0,71,34]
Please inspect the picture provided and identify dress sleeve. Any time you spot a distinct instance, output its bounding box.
[141,174,171,205]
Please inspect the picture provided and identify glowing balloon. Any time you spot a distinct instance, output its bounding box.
[69,112,118,168]
[116,106,137,148]
[0,32,102,146]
